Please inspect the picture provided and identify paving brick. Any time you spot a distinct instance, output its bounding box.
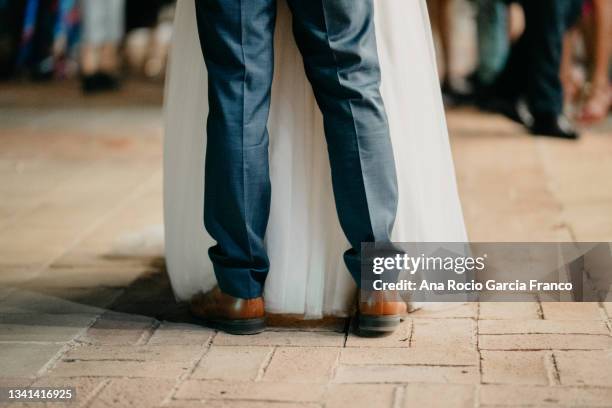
[478,319,608,335]
[410,303,477,319]
[79,312,156,345]
[345,319,412,347]
[0,267,39,287]
[0,378,33,388]
[324,384,397,408]
[263,347,339,383]
[48,360,189,379]
[541,302,603,320]
[32,376,107,407]
[410,319,476,351]
[478,334,612,350]
[88,378,175,408]
[213,330,344,347]
[0,401,48,408]
[163,401,320,408]
[0,166,159,272]
[554,350,612,387]
[333,365,479,384]
[0,287,15,302]
[191,346,272,381]
[479,384,612,406]
[340,348,478,366]
[147,322,214,346]
[25,265,147,290]
[0,344,63,378]
[0,400,47,408]
[403,384,474,408]
[174,380,326,402]
[478,302,540,320]
[0,288,116,315]
[481,351,549,385]
[63,344,204,363]
[0,313,97,342]
[267,315,347,332]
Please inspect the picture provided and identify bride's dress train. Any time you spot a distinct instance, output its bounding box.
[163,0,467,318]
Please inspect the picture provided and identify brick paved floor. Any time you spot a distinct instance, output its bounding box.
[0,81,611,407]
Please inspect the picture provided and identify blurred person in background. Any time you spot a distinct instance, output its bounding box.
[13,0,79,80]
[0,0,26,79]
[561,0,611,123]
[488,0,584,139]
[472,0,509,89]
[427,0,453,91]
[427,0,473,104]
[80,0,125,93]
[124,0,174,80]
[470,1,524,92]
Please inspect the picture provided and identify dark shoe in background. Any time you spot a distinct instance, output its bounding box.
[97,72,121,91]
[82,72,121,94]
[81,74,101,93]
[441,79,475,107]
[479,96,534,128]
[530,113,579,140]
[190,286,266,335]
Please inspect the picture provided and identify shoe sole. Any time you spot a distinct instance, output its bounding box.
[192,315,266,335]
[357,314,401,337]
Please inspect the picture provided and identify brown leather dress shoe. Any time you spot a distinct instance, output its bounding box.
[190,286,266,335]
[358,291,408,336]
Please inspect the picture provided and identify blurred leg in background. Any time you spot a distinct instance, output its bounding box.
[80,0,125,93]
[53,0,80,79]
[491,0,584,139]
[561,26,581,109]
[474,0,508,88]
[16,0,56,80]
[428,0,471,104]
[428,0,453,85]
[577,0,611,122]
[124,0,174,80]
[0,0,27,79]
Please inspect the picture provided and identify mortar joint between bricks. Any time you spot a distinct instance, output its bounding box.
[545,350,561,386]
[81,378,112,408]
[407,319,415,348]
[35,338,82,379]
[161,333,214,406]
[596,302,610,322]
[604,319,612,335]
[255,346,276,381]
[328,347,342,383]
[341,316,351,347]
[138,319,161,346]
[535,296,544,319]
[476,324,483,385]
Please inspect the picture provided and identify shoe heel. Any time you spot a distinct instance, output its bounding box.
[358,314,400,337]
[215,317,266,335]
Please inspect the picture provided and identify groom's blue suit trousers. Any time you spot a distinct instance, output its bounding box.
[195,0,398,299]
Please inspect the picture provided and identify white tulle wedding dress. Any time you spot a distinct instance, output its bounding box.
[163,0,467,318]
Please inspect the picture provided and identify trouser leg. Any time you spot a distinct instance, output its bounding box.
[564,0,584,31]
[195,0,276,298]
[286,0,398,284]
[476,0,509,85]
[493,2,529,104]
[104,0,125,45]
[519,0,580,116]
